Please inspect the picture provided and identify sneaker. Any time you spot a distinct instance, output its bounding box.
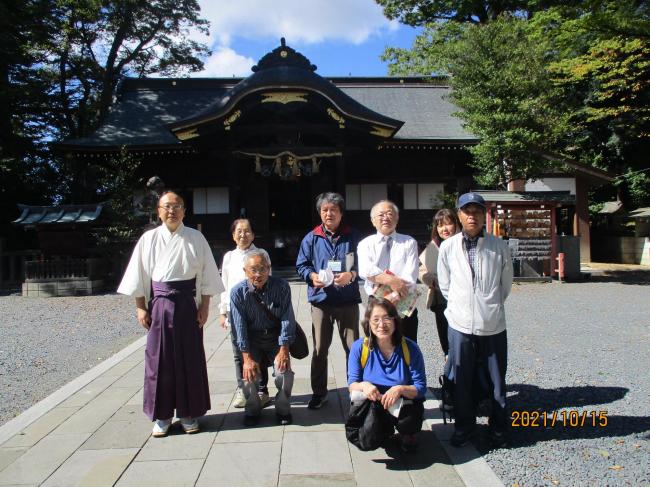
[180,417,199,434]
[450,428,475,448]
[152,418,171,437]
[307,394,328,410]
[259,391,271,408]
[243,415,260,427]
[400,434,419,453]
[276,413,293,425]
[233,388,246,408]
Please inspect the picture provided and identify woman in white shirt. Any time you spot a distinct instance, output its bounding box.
[220,219,271,408]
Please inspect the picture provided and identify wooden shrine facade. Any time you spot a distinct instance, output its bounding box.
[57,39,610,265]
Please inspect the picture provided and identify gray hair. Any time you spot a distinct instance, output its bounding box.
[244,248,271,267]
[315,192,345,213]
[370,200,400,219]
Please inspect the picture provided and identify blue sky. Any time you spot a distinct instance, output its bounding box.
[190,0,422,78]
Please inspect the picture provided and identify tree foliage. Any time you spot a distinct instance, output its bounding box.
[0,0,210,235]
[380,0,650,206]
[49,0,210,141]
[375,0,575,26]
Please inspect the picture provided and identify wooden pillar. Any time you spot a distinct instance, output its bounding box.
[0,238,4,288]
[550,205,557,277]
[573,176,591,263]
[507,179,525,191]
[227,154,239,219]
[486,206,493,235]
[335,152,346,197]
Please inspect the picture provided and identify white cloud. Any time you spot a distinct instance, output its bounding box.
[196,46,255,77]
[192,0,397,77]
[198,0,395,46]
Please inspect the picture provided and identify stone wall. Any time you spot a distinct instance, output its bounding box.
[591,236,650,265]
[22,279,104,297]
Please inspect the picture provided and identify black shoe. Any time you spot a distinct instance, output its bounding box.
[450,428,475,447]
[307,394,328,410]
[276,413,292,425]
[243,415,260,427]
[488,429,508,448]
[400,434,419,453]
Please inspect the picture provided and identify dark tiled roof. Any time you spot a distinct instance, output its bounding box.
[59,77,475,150]
[169,69,404,134]
[475,191,575,204]
[13,204,105,226]
[630,207,650,218]
[338,84,474,141]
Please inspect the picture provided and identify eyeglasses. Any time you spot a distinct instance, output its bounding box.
[159,204,184,212]
[370,316,395,325]
[373,211,395,219]
[247,266,269,275]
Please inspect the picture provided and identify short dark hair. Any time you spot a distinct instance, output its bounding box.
[158,190,185,206]
[361,296,403,349]
[230,218,253,234]
[431,208,461,245]
[315,192,345,213]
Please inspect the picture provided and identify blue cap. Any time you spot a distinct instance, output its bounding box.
[457,192,486,209]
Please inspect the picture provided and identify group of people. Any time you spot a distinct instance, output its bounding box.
[118,189,513,451]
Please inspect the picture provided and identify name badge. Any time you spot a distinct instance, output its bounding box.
[327,260,342,272]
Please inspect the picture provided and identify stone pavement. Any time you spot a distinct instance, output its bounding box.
[0,283,503,487]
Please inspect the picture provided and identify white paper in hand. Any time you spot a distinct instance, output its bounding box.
[318,268,335,287]
[387,397,403,418]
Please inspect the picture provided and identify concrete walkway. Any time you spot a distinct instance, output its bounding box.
[0,283,503,487]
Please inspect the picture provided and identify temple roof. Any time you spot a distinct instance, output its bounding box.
[475,191,576,205]
[58,78,475,151]
[58,39,476,153]
[13,204,105,227]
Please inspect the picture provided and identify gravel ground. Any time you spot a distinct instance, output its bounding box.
[417,275,650,487]
[1,272,649,486]
[0,293,144,426]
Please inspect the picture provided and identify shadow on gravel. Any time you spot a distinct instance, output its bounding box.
[580,270,650,285]
[492,383,650,449]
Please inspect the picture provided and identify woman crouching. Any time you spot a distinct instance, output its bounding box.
[347,297,427,452]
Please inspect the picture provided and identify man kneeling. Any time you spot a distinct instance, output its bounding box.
[230,250,296,426]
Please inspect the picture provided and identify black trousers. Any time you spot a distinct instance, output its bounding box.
[401,308,419,343]
[431,301,449,356]
[356,397,425,437]
[447,327,508,434]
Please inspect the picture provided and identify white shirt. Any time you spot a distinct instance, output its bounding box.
[357,231,419,296]
[117,223,224,305]
[219,244,271,315]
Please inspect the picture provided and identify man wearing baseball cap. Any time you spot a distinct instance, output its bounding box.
[437,192,513,447]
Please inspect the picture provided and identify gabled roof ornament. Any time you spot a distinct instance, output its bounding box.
[252,37,317,73]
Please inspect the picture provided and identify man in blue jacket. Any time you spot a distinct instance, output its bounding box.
[296,192,362,409]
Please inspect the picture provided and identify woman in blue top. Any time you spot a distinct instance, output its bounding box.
[348,297,427,451]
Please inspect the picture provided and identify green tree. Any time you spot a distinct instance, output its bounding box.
[381,0,650,205]
[2,0,210,207]
[0,0,60,236]
[374,0,572,26]
[50,0,210,142]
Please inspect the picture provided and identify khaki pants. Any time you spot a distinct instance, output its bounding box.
[243,330,294,418]
[310,303,360,397]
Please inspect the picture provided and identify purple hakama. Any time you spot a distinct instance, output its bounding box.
[143,278,211,421]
